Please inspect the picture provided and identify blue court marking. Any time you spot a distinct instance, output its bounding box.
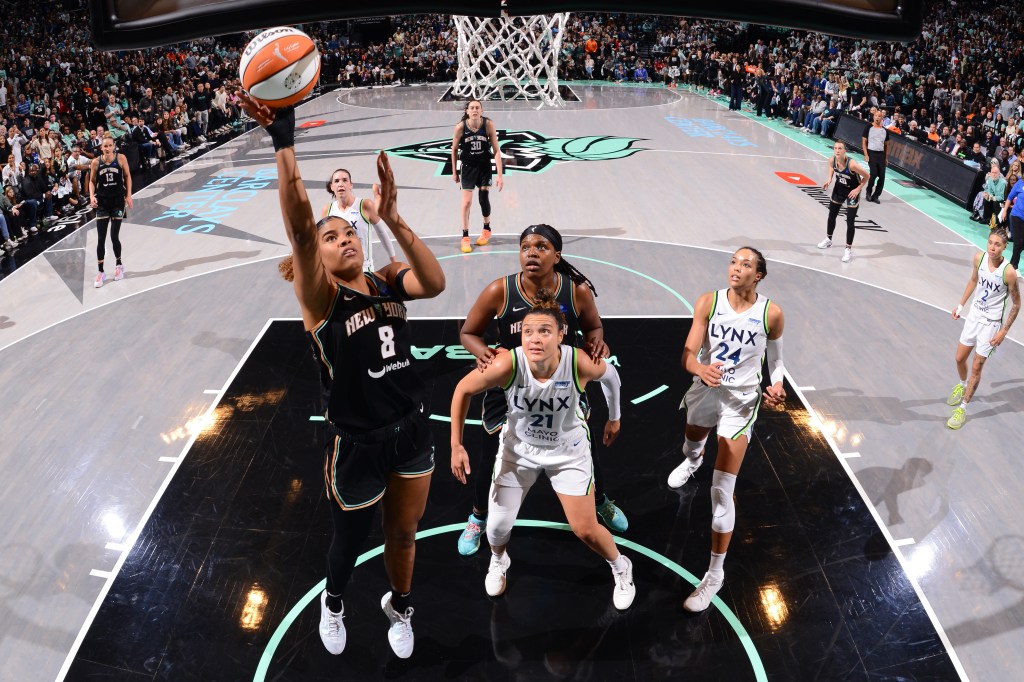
[254,520,767,682]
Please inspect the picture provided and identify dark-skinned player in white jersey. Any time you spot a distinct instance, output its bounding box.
[453,224,628,558]
[238,93,445,660]
[667,247,786,612]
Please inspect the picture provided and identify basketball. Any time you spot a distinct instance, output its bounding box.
[239,27,320,107]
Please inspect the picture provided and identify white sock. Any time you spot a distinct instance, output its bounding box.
[709,551,726,575]
[492,550,506,561]
[960,379,967,387]
[959,401,968,411]
[682,437,706,460]
[608,553,629,573]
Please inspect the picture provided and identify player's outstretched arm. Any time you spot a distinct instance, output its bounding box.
[460,278,505,371]
[683,292,724,387]
[374,151,445,299]
[450,352,514,483]
[952,253,982,319]
[575,351,622,446]
[237,92,333,328]
[764,302,786,407]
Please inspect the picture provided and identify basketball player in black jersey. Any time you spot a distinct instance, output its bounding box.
[817,140,869,263]
[88,133,133,288]
[451,224,628,557]
[451,98,503,254]
[238,93,445,660]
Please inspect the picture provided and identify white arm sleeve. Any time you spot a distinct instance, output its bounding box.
[766,337,785,385]
[595,361,622,421]
[372,220,398,261]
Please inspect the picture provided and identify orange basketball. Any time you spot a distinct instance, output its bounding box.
[239,27,320,107]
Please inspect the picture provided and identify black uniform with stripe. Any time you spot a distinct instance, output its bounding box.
[481,272,583,432]
[830,157,860,207]
[310,273,434,510]
[94,157,127,218]
[458,116,493,190]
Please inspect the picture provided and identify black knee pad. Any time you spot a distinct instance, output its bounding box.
[478,190,491,218]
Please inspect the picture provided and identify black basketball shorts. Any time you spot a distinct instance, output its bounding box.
[323,410,435,510]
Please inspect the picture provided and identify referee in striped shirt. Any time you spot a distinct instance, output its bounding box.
[862,108,888,204]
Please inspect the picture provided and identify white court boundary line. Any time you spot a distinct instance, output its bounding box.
[3,234,1020,357]
[334,82,686,113]
[565,234,1024,349]
[789,380,968,681]
[51,315,965,679]
[54,316,278,682]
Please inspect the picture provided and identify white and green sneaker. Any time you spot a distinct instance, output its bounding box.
[946,407,966,430]
[946,383,965,407]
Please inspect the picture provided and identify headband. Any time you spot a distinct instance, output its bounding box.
[520,224,562,251]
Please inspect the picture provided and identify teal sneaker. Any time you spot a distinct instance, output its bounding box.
[946,407,966,430]
[596,496,628,533]
[946,383,965,407]
[458,514,486,556]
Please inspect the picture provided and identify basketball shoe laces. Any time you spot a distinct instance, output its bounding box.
[461,521,482,540]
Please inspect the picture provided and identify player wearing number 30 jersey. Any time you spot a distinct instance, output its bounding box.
[667,246,786,614]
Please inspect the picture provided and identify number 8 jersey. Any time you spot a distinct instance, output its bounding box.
[309,273,423,433]
[699,289,772,390]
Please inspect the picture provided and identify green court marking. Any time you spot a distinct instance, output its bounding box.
[691,87,1011,258]
[309,415,325,422]
[630,384,669,404]
[438,250,693,312]
[254,520,767,682]
[429,414,483,426]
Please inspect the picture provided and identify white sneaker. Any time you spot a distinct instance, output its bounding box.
[113,264,125,281]
[485,551,511,597]
[683,571,724,612]
[94,271,106,288]
[667,455,703,489]
[842,247,852,263]
[380,592,415,658]
[612,555,636,610]
[318,590,346,655]
[816,237,832,249]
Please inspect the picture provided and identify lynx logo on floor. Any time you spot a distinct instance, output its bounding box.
[775,171,888,233]
[665,117,757,147]
[387,130,645,175]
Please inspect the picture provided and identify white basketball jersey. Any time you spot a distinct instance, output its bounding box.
[505,345,588,447]
[328,197,374,272]
[969,254,1009,323]
[698,289,772,389]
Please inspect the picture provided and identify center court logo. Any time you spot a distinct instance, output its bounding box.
[367,358,410,379]
[387,130,645,175]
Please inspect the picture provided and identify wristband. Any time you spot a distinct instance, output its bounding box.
[265,106,295,151]
[956,304,963,317]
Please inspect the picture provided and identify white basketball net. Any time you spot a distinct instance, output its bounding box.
[453,13,569,108]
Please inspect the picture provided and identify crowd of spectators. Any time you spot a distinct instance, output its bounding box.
[3,0,1023,252]
[0,0,247,252]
